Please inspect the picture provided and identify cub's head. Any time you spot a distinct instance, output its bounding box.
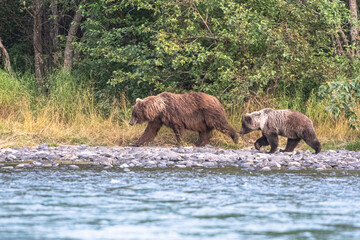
[129,97,165,126]
[238,111,262,134]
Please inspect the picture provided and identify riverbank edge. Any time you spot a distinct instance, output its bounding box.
[1,144,360,172]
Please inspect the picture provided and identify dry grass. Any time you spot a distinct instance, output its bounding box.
[0,97,359,151]
[0,69,358,150]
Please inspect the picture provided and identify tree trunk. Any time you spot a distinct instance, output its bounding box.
[63,0,84,70]
[338,27,354,60]
[0,37,13,75]
[349,0,359,55]
[33,0,45,92]
[50,0,59,64]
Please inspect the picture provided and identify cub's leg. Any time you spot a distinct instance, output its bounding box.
[281,138,301,152]
[254,135,269,150]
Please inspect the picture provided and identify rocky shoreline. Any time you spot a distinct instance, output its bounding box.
[1,143,360,171]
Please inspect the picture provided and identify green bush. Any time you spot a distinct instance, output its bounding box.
[318,75,360,130]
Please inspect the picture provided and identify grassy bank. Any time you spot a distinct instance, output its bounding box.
[0,70,359,151]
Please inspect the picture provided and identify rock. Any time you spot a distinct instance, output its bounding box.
[37,143,49,149]
[0,145,359,172]
[32,161,42,167]
[270,155,290,162]
[1,166,14,170]
[261,166,271,171]
[268,161,281,169]
[120,163,129,168]
[202,162,217,168]
[6,154,17,161]
[240,162,253,168]
[288,166,301,171]
[175,164,186,168]
[68,165,79,170]
[292,152,303,161]
[289,162,301,167]
[65,154,78,161]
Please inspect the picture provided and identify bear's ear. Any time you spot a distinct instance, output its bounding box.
[136,98,143,103]
[244,114,252,124]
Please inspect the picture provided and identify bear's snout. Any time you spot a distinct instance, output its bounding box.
[239,127,252,135]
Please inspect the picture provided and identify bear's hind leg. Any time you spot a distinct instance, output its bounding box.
[216,123,238,144]
[196,129,211,147]
[281,138,301,152]
[134,120,162,146]
[264,133,279,153]
[303,135,322,154]
[254,135,269,150]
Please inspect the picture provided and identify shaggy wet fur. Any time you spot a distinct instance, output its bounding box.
[129,92,238,146]
[239,108,321,154]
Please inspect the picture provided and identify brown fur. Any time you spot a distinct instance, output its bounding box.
[239,108,321,154]
[129,92,238,146]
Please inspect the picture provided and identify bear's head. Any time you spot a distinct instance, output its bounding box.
[238,112,262,134]
[129,97,166,126]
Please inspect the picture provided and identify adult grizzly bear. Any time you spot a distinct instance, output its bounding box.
[129,92,238,147]
[239,108,321,154]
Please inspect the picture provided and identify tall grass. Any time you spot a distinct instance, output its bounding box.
[0,69,359,150]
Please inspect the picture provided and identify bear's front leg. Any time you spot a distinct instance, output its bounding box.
[171,125,185,144]
[134,120,162,146]
[264,133,279,153]
[254,135,269,150]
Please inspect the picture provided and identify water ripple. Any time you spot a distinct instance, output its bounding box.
[1,169,360,239]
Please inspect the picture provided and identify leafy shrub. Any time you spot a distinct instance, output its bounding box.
[318,76,360,130]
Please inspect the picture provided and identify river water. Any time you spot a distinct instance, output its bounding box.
[1,168,360,240]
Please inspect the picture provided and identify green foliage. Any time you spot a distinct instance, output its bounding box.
[319,75,360,130]
[46,70,95,122]
[0,70,30,115]
[78,0,353,105]
[1,0,360,132]
[344,140,360,151]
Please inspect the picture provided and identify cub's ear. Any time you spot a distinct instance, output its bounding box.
[136,98,143,103]
[244,114,252,124]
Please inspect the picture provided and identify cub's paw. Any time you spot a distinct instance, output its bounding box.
[254,141,262,150]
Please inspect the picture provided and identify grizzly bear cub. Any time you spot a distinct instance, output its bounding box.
[129,92,238,147]
[239,108,321,154]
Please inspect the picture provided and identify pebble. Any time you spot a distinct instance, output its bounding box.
[1,166,14,170]
[175,164,186,168]
[32,161,42,167]
[68,165,79,170]
[0,145,359,171]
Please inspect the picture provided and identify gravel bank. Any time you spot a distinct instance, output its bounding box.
[1,143,360,171]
